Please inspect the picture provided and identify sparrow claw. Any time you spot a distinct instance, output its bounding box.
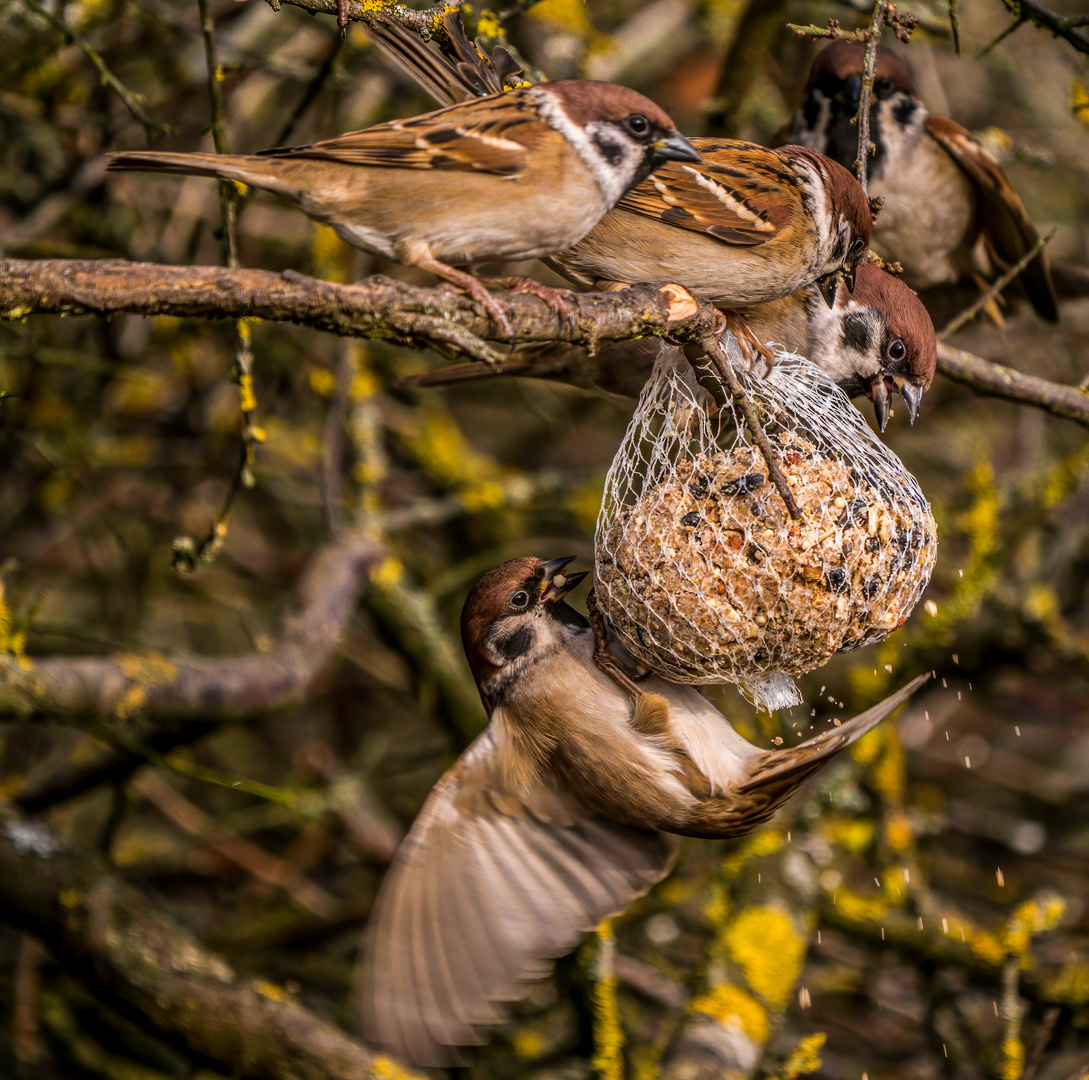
[585,588,645,698]
[486,276,579,333]
[721,310,777,377]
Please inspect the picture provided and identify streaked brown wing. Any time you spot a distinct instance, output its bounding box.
[618,140,796,246]
[257,91,542,176]
[925,115,1058,321]
[355,724,676,1068]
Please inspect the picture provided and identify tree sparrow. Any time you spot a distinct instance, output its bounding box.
[355,555,930,1066]
[107,83,698,339]
[406,262,936,429]
[781,41,1058,322]
[361,11,873,311]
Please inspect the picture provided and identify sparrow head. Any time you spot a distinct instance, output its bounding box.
[779,147,871,302]
[532,82,700,204]
[461,555,590,706]
[797,44,922,177]
[809,263,936,430]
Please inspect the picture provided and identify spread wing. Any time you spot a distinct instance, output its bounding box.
[925,115,1058,322]
[355,724,677,1068]
[618,141,796,246]
[256,91,542,176]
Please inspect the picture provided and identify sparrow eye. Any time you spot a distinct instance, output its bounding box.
[874,77,895,99]
[509,589,531,610]
[887,338,907,362]
[625,114,650,138]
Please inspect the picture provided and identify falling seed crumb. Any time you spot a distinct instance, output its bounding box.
[958,568,963,577]
[957,691,962,700]
[942,678,947,687]
[880,928,884,941]
[952,653,959,664]
[942,918,948,933]
[833,718,841,726]
[903,868,910,883]
[817,931,821,945]
[884,664,893,673]
[773,736,783,746]
[924,599,938,616]
[945,730,949,740]
[917,916,924,930]
[943,1044,948,1058]
[965,756,971,768]
[924,710,930,720]
[997,867,1004,887]
[993,1001,998,1016]
[874,877,881,888]
[1015,726,1021,736]
[799,986,811,1009]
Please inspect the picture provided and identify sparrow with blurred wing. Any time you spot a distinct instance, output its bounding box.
[355,555,930,1066]
[407,262,936,429]
[782,41,1058,322]
[108,51,698,340]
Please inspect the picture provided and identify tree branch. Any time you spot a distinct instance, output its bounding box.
[0,811,420,1080]
[937,343,1089,427]
[0,258,708,361]
[0,527,381,741]
[999,0,1089,54]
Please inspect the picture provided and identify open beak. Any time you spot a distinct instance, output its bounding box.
[842,261,858,293]
[869,376,892,432]
[900,379,924,424]
[538,556,589,603]
[817,271,840,309]
[654,132,702,163]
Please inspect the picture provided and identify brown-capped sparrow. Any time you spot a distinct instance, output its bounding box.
[107,71,698,340]
[355,555,929,1066]
[780,41,1058,322]
[407,262,936,429]
[360,11,872,311]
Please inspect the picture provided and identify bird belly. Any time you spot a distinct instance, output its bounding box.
[870,142,976,288]
[554,210,802,306]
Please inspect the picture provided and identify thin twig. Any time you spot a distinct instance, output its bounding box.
[18,0,174,138]
[938,229,1056,340]
[1001,0,1089,54]
[700,333,802,520]
[854,0,886,195]
[1023,1005,1061,1080]
[948,0,961,53]
[183,0,260,576]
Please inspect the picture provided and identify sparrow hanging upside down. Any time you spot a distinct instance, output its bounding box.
[780,41,1058,322]
[355,555,930,1066]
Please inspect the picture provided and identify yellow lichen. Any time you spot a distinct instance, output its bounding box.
[369,1054,421,1080]
[309,368,336,398]
[460,481,508,512]
[1003,896,1065,961]
[475,9,502,39]
[833,887,888,924]
[779,1032,826,1079]
[691,983,768,1043]
[823,818,874,856]
[238,371,257,413]
[721,828,785,879]
[0,578,28,665]
[252,979,288,1002]
[512,1029,546,1060]
[371,557,405,589]
[885,813,913,853]
[725,906,806,1009]
[591,922,624,1080]
[1075,80,1089,125]
[1041,962,1089,1004]
[1000,1036,1025,1080]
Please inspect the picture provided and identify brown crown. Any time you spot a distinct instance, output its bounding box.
[806,42,918,97]
[461,556,542,686]
[852,264,936,386]
[544,81,678,134]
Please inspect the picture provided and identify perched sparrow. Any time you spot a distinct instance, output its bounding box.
[107,78,698,338]
[406,262,936,429]
[781,41,1058,322]
[356,555,930,1066]
[361,11,872,310]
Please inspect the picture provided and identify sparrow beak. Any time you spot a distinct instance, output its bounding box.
[900,379,925,425]
[839,73,863,111]
[842,261,858,293]
[537,556,589,603]
[817,271,840,309]
[653,132,702,163]
[870,376,892,432]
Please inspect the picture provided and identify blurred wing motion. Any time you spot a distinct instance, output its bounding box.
[924,116,1058,322]
[364,10,524,107]
[356,725,676,1067]
[617,141,795,246]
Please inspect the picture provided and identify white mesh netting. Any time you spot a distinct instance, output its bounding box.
[594,338,938,712]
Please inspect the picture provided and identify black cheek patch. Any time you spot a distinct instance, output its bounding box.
[593,133,625,166]
[892,95,917,127]
[495,624,534,662]
[843,312,872,354]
